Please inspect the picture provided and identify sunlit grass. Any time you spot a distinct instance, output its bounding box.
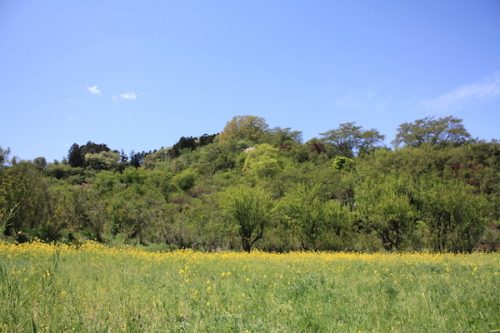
[1,241,499,332]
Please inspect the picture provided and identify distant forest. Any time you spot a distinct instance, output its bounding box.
[0,115,498,252]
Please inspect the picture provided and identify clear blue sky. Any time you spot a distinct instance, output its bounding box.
[1,0,499,161]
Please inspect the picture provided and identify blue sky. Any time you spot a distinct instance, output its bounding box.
[1,0,499,161]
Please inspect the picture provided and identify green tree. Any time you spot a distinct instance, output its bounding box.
[0,162,49,236]
[173,168,197,192]
[243,144,281,179]
[275,184,350,250]
[221,185,272,252]
[332,156,355,171]
[267,127,302,146]
[275,184,324,249]
[0,203,19,237]
[107,186,166,244]
[80,189,107,242]
[197,143,239,173]
[80,141,111,155]
[67,143,84,167]
[393,115,471,148]
[416,177,487,252]
[91,170,121,196]
[33,157,47,170]
[218,115,270,144]
[85,151,120,170]
[43,183,79,241]
[320,122,384,157]
[355,175,416,251]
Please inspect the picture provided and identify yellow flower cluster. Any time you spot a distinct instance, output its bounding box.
[0,240,498,267]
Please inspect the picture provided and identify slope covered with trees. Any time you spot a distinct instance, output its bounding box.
[0,115,498,252]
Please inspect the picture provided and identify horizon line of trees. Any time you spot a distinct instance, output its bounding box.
[0,115,498,252]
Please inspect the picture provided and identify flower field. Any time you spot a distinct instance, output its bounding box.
[1,241,499,332]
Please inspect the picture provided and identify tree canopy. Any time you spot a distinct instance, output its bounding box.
[320,122,385,157]
[392,115,471,148]
[218,115,270,144]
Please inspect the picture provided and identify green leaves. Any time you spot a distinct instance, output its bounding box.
[320,122,384,157]
[173,168,197,192]
[221,185,272,251]
[355,174,417,251]
[275,184,351,250]
[416,177,487,252]
[243,144,281,179]
[393,116,471,148]
[218,116,270,144]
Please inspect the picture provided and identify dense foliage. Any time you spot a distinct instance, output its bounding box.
[0,115,498,252]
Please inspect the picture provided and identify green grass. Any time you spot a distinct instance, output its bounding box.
[0,243,499,332]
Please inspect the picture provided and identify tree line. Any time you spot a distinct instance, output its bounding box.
[0,115,498,252]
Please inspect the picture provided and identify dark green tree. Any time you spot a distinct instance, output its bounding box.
[175,136,197,151]
[80,141,110,155]
[120,149,129,165]
[198,133,218,146]
[68,143,84,167]
[129,151,147,168]
[0,162,49,236]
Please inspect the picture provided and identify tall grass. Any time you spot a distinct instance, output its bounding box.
[0,242,499,332]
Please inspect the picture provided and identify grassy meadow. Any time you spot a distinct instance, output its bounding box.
[0,242,499,332]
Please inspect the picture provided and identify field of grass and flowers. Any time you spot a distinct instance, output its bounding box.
[0,241,499,332]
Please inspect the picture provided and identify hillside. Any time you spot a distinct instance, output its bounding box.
[1,115,498,252]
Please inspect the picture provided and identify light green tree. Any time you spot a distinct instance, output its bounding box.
[243,144,281,179]
[221,185,272,252]
[218,115,270,144]
[85,151,120,170]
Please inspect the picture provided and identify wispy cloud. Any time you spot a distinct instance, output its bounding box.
[423,73,500,109]
[87,85,102,96]
[112,91,139,102]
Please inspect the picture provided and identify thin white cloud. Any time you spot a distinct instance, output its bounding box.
[87,85,102,95]
[112,91,139,102]
[423,73,500,109]
[120,91,138,100]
